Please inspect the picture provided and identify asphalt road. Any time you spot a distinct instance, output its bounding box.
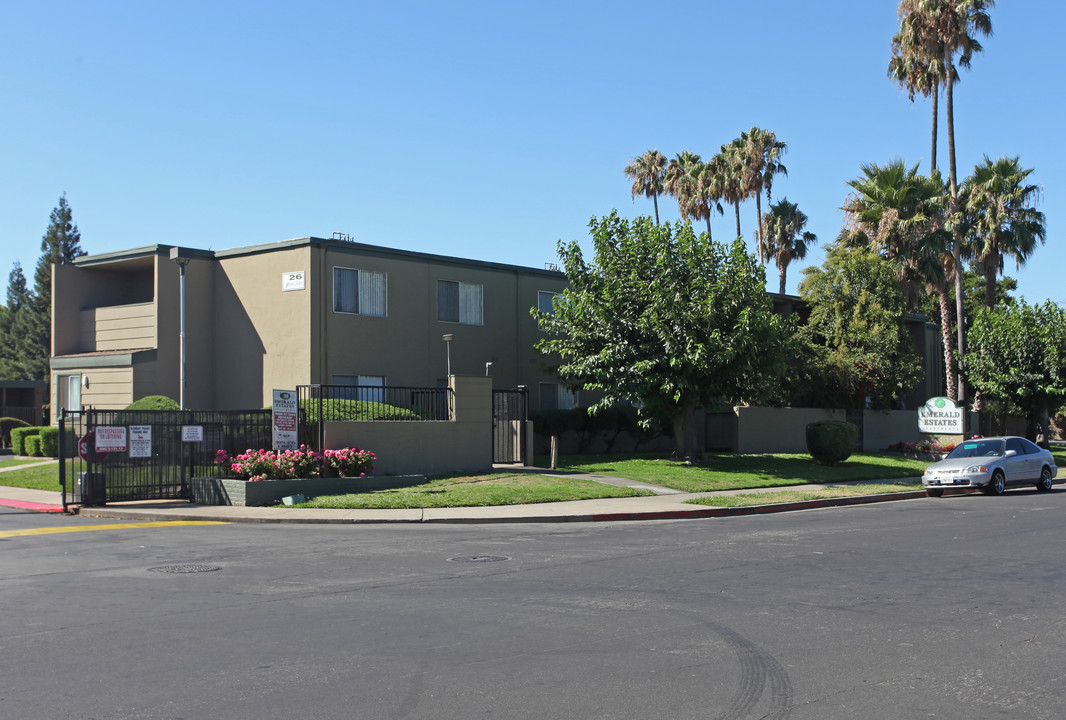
[2,490,1065,719]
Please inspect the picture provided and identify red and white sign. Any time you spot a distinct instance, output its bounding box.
[95,426,128,453]
[272,389,298,451]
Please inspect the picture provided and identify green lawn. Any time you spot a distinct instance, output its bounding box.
[0,460,65,491]
[295,473,653,509]
[687,481,923,508]
[545,452,930,493]
[0,458,50,470]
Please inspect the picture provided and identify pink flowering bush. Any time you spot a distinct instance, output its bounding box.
[323,447,376,477]
[884,440,957,455]
[214,445,375,481]
[215,446,324,482]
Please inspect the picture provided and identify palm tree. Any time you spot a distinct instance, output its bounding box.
[893,0,993,401]
[841,160,957,399]
[624,150,667,225]
[690,161,725,240]
[889,9,951,171]
[664,151,703,224]
[960,156,1046,310]
[761,198,817,294]
[737,127,787,263]
[713,146,746,240]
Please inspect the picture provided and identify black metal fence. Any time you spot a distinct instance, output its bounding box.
[59,408,272,509]
[297,384,452,449]
[492,388,529,464]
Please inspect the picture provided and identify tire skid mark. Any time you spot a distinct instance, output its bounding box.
[705,619,794,720]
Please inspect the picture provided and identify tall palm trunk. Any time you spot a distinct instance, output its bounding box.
[930,81,939,172]
[755,193,764,263]
[652,195,660,226]
[705,213,712,240]
[938,287,958,401]
[983,267,997,311]
[778,266,787,295]
[733,202,741,240]
[944,44,965,405]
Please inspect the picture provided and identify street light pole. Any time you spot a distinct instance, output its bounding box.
[170,248,192,410]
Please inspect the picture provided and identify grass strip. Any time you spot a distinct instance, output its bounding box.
[0,461,64,491]
[545,452,929,493]
[687,482,922,508]
[0,458,50,470]
[294,473,653,509]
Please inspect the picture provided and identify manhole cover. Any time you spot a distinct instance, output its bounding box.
[148,564,221,574]
[447,555,510,564]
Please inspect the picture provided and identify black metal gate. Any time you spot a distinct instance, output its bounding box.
[492,388,528,464]
[59,408,272,509]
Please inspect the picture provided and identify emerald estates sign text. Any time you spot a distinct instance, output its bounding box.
[918,397,963,434]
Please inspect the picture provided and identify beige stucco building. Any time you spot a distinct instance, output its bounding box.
[50,237,570,414]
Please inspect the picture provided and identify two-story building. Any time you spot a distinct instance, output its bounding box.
[50,237,572,414]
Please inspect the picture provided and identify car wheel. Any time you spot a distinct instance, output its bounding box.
[926,488,944,498]
[985,470,1006,496]
[1036,466,1053,492]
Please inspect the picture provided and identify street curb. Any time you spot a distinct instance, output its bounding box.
[0,498,64,513]
[74,489,929,524]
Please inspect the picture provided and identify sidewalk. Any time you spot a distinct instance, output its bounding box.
[0,467,928,523]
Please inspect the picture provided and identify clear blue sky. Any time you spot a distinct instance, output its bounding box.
[2,1,1062,302]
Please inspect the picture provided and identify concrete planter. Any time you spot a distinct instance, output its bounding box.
[190,475,426,507]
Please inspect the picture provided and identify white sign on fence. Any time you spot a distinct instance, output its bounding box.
[273,389,299,451]
[182,425,204,442]
[129,425,152,458]
[95,426,128,452]
[918,396,963,434]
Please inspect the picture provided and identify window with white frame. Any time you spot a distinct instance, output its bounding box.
[333,267,387,317]
[537,290,559,315]
[437,280,483,325]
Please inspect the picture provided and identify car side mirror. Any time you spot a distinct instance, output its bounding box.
[1004,449,1017,458]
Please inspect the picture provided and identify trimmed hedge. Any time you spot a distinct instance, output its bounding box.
[11,426,43,456]
[126,395,180,411]
[806,420,858,466]
[1,417,31,448]
[24,434,42,457]
[531,406,668,453]
[299,398,427,423]
[38,426,61,457]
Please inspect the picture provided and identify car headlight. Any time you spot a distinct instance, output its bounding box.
[964,465,989,474]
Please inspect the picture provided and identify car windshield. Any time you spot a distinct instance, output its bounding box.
[947,439,1005,459]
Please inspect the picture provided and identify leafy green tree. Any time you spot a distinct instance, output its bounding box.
[959,155,1045,310]
[624,150,667,226]
[534,212,791,460]
[761,198,817,294]
[964,300,1066,446]
[799,243,924,409]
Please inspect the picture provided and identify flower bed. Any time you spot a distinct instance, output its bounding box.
[883,440,958,461]
[215,445,375,481]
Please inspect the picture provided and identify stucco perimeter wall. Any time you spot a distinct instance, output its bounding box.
[323,376,493,476]
[735,407,845,454]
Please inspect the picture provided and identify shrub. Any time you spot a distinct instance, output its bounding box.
[125,395,180,411]
[216,446,324,482]
[24,434,42,457]
[323,447,376,477]
[299,398,425,422]
[11,426,42,456]
[1,417,31,448]
[38,426,60,457]
[806,420,858,466]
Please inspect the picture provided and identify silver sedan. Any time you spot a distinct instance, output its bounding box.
[922,436,1059,497]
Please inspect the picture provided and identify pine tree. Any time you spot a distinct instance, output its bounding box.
[18,195,87,381]
[0,263,34,378]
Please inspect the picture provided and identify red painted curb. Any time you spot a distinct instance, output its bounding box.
[0,499,64,513]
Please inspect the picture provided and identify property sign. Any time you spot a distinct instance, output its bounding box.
[282,271,305,292]
[95,426,128,453]
[273,389,299,451]
[182,425,204,442]
[918,396,963,433]
[129,425,152,458]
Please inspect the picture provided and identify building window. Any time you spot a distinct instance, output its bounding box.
[331,374,386,402]
[538,291,559,315]
[438,280,483,325]
[539,382,577,410]
[333,267,387,317]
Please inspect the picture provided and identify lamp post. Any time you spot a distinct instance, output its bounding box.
[170,248,192,410]
[442,334,453,378]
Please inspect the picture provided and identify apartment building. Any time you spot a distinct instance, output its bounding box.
[50,237,570,414]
